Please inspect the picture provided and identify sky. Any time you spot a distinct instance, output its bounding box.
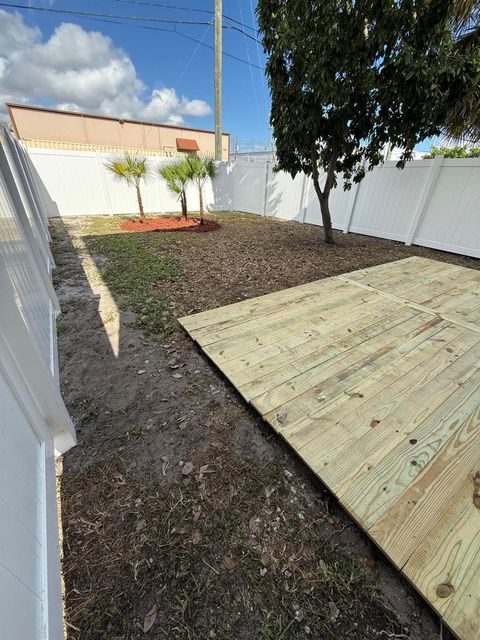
[0,1,440,153]
[0,1,271,151]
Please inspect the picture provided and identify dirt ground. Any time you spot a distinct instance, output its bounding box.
[52,212,479,640]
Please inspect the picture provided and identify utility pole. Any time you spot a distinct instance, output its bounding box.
[214,0,222,160]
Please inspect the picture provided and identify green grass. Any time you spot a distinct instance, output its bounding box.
[84,222,182,338]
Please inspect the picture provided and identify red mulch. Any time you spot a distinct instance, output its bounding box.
[120,216,221,233]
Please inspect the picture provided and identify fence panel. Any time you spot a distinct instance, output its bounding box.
[413,159,480,257]
[27,147,214,217]
[220,157,480,259]
[348,161,432,241]
[0,125,75,640]
[25,146,480,258]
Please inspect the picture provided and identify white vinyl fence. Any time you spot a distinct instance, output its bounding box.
[221,156,480,258]
[0,125,75,640]
[28,147,214,217]
[26,146,480,258]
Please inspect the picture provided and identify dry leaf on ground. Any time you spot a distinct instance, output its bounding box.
[143,604,157,632]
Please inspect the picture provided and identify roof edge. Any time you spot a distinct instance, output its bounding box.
[6,102,230,137]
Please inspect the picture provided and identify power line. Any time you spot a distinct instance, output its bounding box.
[175,23,209,90]
[44,12,264,71]
[111,0,258,33]
[0,2,261,42]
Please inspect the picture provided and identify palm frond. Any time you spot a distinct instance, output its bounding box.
[105,152,152,185]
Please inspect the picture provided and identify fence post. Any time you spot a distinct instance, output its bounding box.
[343,162,365,234]
[299,173,309,222]
[263,161,270,216]
[96,151,114,215]
[231,160,236,211]
[405,155,443,246]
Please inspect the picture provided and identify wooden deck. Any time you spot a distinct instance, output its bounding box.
[179,256,480,640]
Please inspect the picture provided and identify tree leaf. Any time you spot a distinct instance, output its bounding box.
[143,604,157,632]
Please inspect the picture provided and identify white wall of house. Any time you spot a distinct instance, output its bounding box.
[0,125,75,640]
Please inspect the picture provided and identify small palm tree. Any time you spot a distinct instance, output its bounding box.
[105,152,151,221]
[159,160,190,219]
[185,155,218,224]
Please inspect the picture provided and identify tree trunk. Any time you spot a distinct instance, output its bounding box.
[136,184,145,222]
[318,192,334,244]
[181,192,187,220]
[311,146,337,244]
[199,186,204,224]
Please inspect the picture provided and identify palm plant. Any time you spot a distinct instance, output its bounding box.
[105,152,151,221]
[159,160,190,219]
[184,155,218,224]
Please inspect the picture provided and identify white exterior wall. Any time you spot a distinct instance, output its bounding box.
[0,125,75,640]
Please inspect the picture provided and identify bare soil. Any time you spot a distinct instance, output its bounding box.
[52,212,478,640]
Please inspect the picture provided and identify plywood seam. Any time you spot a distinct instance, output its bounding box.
[338,275,480,335]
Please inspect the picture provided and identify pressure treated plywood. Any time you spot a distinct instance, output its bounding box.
[179,256,480,640]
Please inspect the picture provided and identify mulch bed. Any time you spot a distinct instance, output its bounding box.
[120,216,221,233]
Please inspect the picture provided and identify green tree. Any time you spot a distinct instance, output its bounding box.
[441,0,480,142]
[423,144,480,158]
[105,152,151,221]
[159,159,190,219]
[184,156,218,224]
[257,0,480,244]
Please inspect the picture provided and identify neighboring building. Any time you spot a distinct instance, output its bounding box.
[7,103,230,160]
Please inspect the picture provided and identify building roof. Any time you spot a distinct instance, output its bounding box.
[6,103,230,138]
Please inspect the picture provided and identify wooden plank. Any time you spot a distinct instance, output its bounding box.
[238,307,420,401]
[338,275,480,335]
[403,473,480,640]
[220,297,401,385]
[195,281,372,347]
[203,288,385,364]
[338,362,480,529]
[401,471,480,610]
[179,277,342,332]
[186,276,348,342]
[342,256,429,282]
[252,314,445,416]
[275,322,471,456]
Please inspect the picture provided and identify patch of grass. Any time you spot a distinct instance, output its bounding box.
[260,614,294,640]
[84,227,182,338]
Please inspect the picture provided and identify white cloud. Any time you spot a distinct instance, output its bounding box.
[0,10,212,124]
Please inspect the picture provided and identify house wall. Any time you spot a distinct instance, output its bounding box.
[8,104,230,160]
[0,124,75,639]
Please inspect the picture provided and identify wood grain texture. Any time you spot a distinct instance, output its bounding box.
[179,256,480,640]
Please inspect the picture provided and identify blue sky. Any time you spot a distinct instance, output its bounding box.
[0,2,442,153]
[0,1,271,151]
